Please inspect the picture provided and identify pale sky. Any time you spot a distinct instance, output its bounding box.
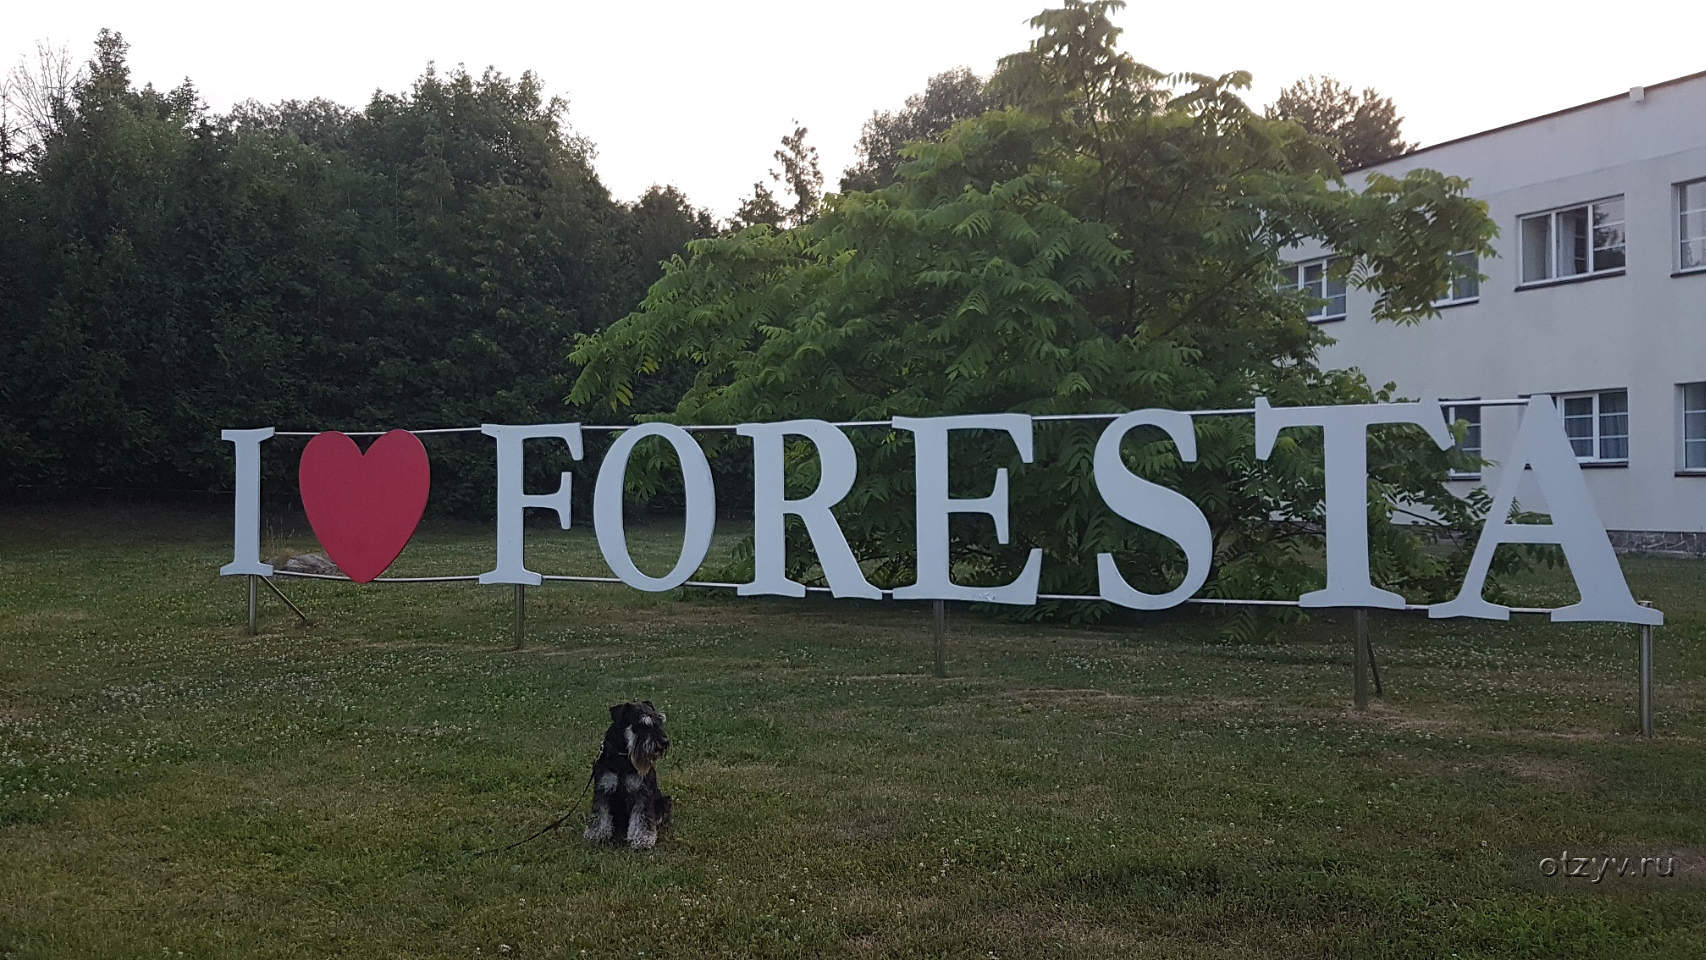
[6,1,1702,218]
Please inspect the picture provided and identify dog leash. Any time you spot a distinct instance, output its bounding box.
[472,740,629,857]
[471,772,596,857]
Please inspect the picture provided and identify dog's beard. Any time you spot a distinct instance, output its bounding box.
[625,725,665,774]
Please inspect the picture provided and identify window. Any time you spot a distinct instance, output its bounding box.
[1555,389,1628,463]
[1679,179,1706,273]
[1519,196,1625,284]
[1280,256,1347,321]
[1444,400,1482,477]
[1681,382,1706,471]
[1434,251,1480,305]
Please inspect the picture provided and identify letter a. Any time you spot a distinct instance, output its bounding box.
[1429,396,1660,624]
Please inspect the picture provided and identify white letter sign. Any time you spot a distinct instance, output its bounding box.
[480,423,584,586]
[891,414,1043,605]
[1429,397,1661,625]
[220,427,275,577]
[736,419,881,599]
[224,399,1668,626]
[1255,396,1452,609]
[1093,410,1212,610]
[594,423,716,592]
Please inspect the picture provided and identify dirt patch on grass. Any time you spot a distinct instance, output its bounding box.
[678,760,788,782]
[1525,728,1621,743]
[0,609,93,633]
[824,811,900,844]
[358,639,466,651]
[845,932,883,952]
[1340,701,1470,733]
[1503,755,1586,786]
[0,703,39,722]
[995,688,1152,709]
[524,645,630,658]
[839,889,941,921]
[986,906,1144,953]
[1045,918,1144,951]
[842,673,983,690]
[1340,703,1691,747]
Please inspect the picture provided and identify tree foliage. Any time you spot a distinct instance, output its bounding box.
[732,124,823,231]
[570,1,1502,621]
[1,40,86,168]
[0,32,715,511]
[839,68,992,193]
[1267,74,1413,171]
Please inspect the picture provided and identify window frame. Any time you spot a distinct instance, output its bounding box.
[1553,389,1630,466]
[1677,178,1706,275]
[1279,255,1348,323]
[1517,196,1626,287]
[1679,381,1706,474]
[1443,399,1483,479]
[1433,251,1481,307]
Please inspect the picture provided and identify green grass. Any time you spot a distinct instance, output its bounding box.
[3,503,1706,958]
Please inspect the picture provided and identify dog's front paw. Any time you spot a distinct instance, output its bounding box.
[583,811,613,842]
[626,814,658,850]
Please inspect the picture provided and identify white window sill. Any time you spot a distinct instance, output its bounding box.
[1673,267,1706,278]
[1432,297,1480,310]
[1308,314,1347,324]
[1576,459,1629,469]
[1516,269,1625,291]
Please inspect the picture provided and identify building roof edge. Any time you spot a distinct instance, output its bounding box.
[1345,69,1706,174]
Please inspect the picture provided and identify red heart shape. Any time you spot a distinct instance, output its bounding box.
[298,430,431,583]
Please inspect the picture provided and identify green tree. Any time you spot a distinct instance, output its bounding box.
[729,180,785,231]
[624,184,717,278]
[771,125,822,228]
[0,32,706,513]
[2,41,86,170]
[840,67,991,193]
[569,1,1500,621]
[731,124,822,230]
[1267,75,1413,170]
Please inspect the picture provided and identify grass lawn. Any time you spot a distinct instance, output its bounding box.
[3,503,1705,958]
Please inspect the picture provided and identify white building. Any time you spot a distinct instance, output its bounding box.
[1295,71,1706,553]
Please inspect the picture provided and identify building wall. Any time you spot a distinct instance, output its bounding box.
[1300,75,1706,534]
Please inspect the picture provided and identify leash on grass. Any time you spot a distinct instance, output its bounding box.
[472,772,595,857]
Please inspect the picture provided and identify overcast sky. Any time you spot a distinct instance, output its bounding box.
[7,1,1702,218]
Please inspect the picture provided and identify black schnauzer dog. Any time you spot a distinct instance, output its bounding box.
[584,700,672,850]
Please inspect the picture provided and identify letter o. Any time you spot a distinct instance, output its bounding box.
[593,423,716,591]
[1539,857,1558,877]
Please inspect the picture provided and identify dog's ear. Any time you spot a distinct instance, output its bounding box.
[641,700,654,710]
[609,703,627,724]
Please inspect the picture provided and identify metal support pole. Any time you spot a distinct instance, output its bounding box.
[1352,608,1370,711]
[1640,602,1654,737]
[932,600,946,678]
[1368,636,1384,696]
[247,574,258,635]
[514,584,526,650]
[260,576,312,625]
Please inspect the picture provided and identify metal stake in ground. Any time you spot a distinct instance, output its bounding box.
[1640,600,1654,737]
[1368,634,1384,696]
[247,574,258,635]
[1353,608,1370,711]
[514,584,526,650]
[932,600,946,678]
[262,577,312,625]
